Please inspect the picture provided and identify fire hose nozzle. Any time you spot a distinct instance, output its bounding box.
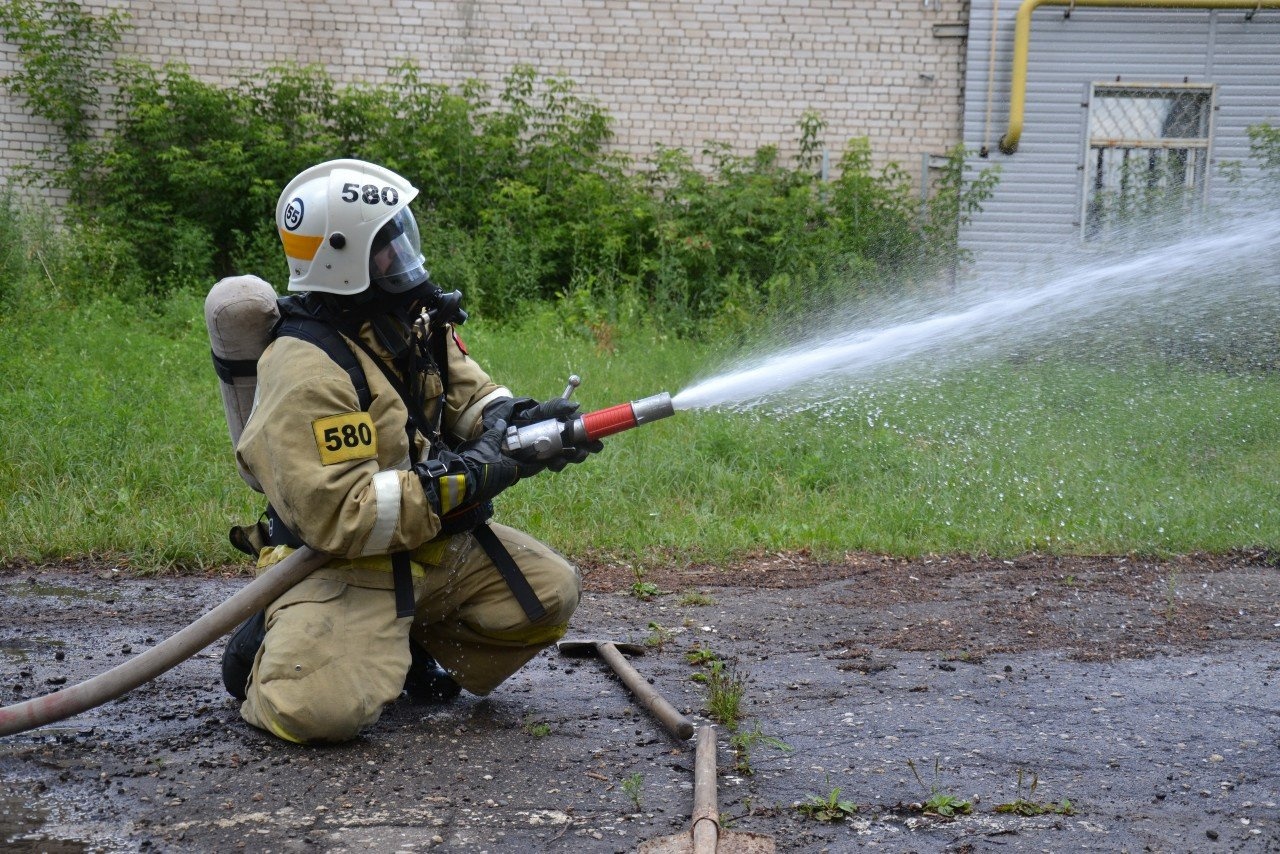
[629,391,676,426]
[576,391,674,440]
[502,391,674,462]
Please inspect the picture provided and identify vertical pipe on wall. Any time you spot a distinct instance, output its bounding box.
[982,0,1003,157]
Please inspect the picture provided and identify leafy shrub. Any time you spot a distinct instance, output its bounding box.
[1250,122,1280,186]
[1,1,997,330]
[0,0,127,185]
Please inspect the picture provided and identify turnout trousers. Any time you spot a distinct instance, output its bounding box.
[239,523,580,743]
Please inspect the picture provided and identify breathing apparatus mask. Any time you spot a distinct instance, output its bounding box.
[369,207,428,295]
[362,209,467,327]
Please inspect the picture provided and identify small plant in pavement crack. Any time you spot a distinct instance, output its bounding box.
[645,621,674,649]
[906,757,973,818]
[795,786,858,822]
[729,721,792,775]
[685,644,745,731]
[684,643,722,668]
[704,662,745,731]
[629,566,659,600]
[522,716,551,738]
[621,772,644,812]
[994,768,1076,816]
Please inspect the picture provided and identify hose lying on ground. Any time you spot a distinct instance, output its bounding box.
[0,546,329,738]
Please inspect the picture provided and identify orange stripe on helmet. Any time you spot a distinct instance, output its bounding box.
[279,229,324,262]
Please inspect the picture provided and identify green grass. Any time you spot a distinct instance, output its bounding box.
[1,292,1277,571]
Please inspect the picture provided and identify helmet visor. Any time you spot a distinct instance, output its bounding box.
[369,208,428,293]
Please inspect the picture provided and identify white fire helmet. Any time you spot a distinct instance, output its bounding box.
[276,159,429,296]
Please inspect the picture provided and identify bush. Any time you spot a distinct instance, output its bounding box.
[1,0,997,330]
[0,0,127,185]
[1250,122,1280,186]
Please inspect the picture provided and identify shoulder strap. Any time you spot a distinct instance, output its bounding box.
[275,315,373,412]
[431,325,451,398]
[210,354,260,383]
[344,332,439,445]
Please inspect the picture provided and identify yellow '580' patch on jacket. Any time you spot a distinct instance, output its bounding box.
[312,411,377,465]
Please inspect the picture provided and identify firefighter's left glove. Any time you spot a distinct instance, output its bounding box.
[528,395,605,472]
[415,423,520,519]
[481,397,532,432]
[514,396,582,426]
[482,396,579,431]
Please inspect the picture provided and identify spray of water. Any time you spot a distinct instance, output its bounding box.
[672,209,1280,412]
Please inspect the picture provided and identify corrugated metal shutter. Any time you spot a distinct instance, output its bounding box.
[960,3,1280,279]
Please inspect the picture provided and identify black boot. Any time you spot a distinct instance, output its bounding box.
[221,610,266,701]
[403,641,461,702]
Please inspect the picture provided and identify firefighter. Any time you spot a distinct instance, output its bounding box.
[226,159,596,744]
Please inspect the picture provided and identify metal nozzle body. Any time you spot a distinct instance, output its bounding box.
[500,417,567,460]
[629,391,675,426]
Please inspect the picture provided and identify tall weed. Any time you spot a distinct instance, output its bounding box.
[1249,122,1280,190]
[0,189,29,310]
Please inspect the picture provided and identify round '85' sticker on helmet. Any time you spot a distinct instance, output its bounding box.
[283,198,304,231]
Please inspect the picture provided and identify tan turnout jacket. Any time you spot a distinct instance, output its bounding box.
[236,321,510,559]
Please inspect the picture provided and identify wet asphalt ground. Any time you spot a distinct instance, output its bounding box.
[1,553,1278,852]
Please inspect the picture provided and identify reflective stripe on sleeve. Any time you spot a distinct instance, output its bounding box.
[455,387,512,439]
[364,470,403,555]
[438,474,468,514]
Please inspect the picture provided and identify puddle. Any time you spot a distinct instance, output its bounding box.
[0,791,87,852]
[0,582,110,602]
[1,645,29,663]
[1,637,66,662]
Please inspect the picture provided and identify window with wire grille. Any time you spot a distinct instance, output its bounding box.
[1082,83,1214,240]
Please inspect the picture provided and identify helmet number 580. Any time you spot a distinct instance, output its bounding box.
[341,182,399,206]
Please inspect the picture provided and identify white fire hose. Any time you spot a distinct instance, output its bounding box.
[0,546,329,738]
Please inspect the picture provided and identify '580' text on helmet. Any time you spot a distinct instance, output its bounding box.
[276,159,428,296]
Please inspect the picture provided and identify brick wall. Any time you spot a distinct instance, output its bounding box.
[0,0,969,191]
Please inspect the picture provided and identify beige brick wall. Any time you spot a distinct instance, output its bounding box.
[0,0,968,191]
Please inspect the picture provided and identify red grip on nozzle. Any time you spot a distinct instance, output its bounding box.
[581,402,638,439]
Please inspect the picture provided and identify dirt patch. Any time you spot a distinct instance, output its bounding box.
[2,550,1279,852]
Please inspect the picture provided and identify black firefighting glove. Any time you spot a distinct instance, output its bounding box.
[481,396,576,431]
[415,423,520,522]
[481,396,604,473]
[515,396,581,426]
[547,429,604,472]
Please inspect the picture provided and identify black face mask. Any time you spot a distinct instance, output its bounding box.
[317,280,465,352]
[337,278,435,325]
[378,279,437,321]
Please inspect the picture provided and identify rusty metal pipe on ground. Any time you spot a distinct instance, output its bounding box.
[0,546,330,737]
[557,640,695,740]
[639,725,777,853]
[691,725,722,854]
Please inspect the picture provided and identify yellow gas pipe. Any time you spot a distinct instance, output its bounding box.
[999,0,1280,154]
